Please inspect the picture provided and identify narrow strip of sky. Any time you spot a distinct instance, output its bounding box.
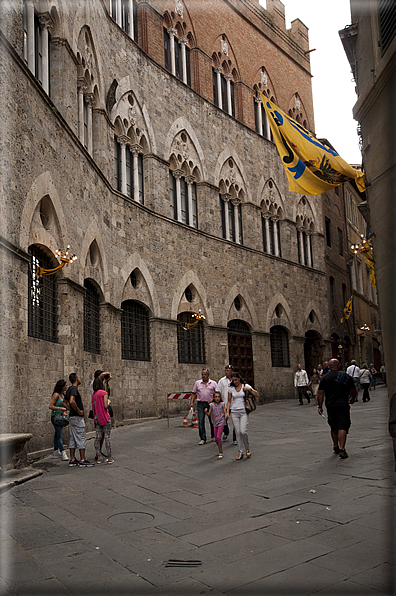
[261,0,362,164]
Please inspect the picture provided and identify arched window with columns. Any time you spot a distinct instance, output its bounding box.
[262,214,281,257]
[109,0,137,40]
[212,65,235,116]
[296,226,313,267]
[113,134,144,204]
[23,1,52,95]
[169,170,198,228]
[219,194,243,244]
[164,27,191,86]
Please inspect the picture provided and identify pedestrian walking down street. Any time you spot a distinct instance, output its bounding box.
[64,373,94,468]
[346,360,360,402]
[380,364,386,386]
[217,364,236,443]
[226,372,259,460]
[369,364,377,390]
[48,379,69,461]
[308,368,320,405]
[89,369,112,461]
[92,377,114,464]
[317,359,356,459]
[190,369,217,445]
[359,364,372,402]
[294,364,310,404]
[206,391,228,459]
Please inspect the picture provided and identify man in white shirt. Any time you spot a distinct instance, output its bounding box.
[294,363,310,405]
[346,360,360,401]
[217,365,236,443]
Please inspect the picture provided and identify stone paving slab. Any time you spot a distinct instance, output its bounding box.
[1,388,395,595]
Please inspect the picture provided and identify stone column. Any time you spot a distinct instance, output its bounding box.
[272,216,280,257]
[264,214,271,253]
[128,0,134,38]
[77,79,86,144]
[255,95,263,135]
[85,93,94,156]
[178,37,188,84]
[221,193,231,240]
[26,0,35,73]
[185,175,195,226]
[39,13,52,95]
[298,227,305,265]
[167,28,177,76]
[306,230,313,268]
[214,65,223,108]
[118,135,130,195]
[116,0,122,26]
[232,199,241,244]
[173,169,184,221]
[224,73,233,116]
[264,112,271,140]
[131,144,142,202]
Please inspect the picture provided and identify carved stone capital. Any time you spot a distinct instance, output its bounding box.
[38,12,53,31]
[178,37,189,47]
[254,95,262,104]
[77,78,87,93]
[172,169,184,180]
[224,73,233,82]
[85,93,95,108]
[271,215,279,223]
[130,143,143,155]
[214,65,223,75]
[117,135,130,147]
[167,27,178,39]
[231,198,241,207]
[221,193,231,202]
[185,175,195,185]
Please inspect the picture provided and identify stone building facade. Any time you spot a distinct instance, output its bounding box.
[1,0,333,453]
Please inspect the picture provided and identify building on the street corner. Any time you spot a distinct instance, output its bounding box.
[1,0,344,452]
[339,1,395,451]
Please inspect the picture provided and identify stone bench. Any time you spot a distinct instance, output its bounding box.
[0,433,33,471]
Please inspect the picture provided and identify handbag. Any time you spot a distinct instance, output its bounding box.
[53,411,69,427]
[108,405,113,418]
[88,409,94,419]
[243,388,257,414]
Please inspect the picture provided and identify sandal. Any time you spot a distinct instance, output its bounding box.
[236,453,243,460]
[246,450,251,458]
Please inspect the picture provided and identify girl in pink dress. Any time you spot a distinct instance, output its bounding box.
[206,391,228,459]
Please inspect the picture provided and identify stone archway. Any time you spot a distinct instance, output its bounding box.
[304,330,323,375]
[227,320,254,386]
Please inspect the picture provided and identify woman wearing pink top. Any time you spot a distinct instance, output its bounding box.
[92,377,114,463]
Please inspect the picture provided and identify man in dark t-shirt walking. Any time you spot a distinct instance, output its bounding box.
[65,373,94,467]
[317,359,356,459]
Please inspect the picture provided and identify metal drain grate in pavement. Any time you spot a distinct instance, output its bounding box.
[164,559,202,568]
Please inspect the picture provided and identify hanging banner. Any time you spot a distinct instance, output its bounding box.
[261,95,365,196]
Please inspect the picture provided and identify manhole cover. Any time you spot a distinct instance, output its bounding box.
[107,512,155,531]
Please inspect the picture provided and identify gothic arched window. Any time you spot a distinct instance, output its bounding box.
[270,326,290,368]
[121,300,151,361]
[28,246,57,342]
[177,312,205,363]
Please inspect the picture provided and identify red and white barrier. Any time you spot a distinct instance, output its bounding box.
[167,393,193,400]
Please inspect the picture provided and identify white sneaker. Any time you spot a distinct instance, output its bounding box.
[52,450,61,458]
[198,439,206,445]
[61,451,69,461]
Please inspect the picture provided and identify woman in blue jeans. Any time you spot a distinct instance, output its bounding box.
[49,379,69,461]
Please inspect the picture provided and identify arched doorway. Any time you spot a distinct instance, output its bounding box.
[304,330,322,375]
[227,320,254,386]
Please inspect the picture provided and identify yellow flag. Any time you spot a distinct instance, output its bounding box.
[341,295,353,324]
[364,252,376,288]
[261,96,365,196]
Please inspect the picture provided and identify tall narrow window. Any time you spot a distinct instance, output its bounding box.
[180,176,188,224]
[170,170,177,219]
[83,100,88,150]
[191,182,198,228]
[169,171,197,228]
[270,326,290,367]
[330,277,335,303]
[121,301,151,361]
[84,280,100,354]
[177,312,205,363]
[137,153,144,203]
[114,136,121,191]
[28,246,57,342]
[164,28,171,71]
[325,217,331,247]
[220,195,226,239]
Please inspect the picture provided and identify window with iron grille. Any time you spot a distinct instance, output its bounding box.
[177,312,205,364]
[270,326,290,367]
[84,280,100,354]
[28,246,57,342]
[121,300,150,361]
